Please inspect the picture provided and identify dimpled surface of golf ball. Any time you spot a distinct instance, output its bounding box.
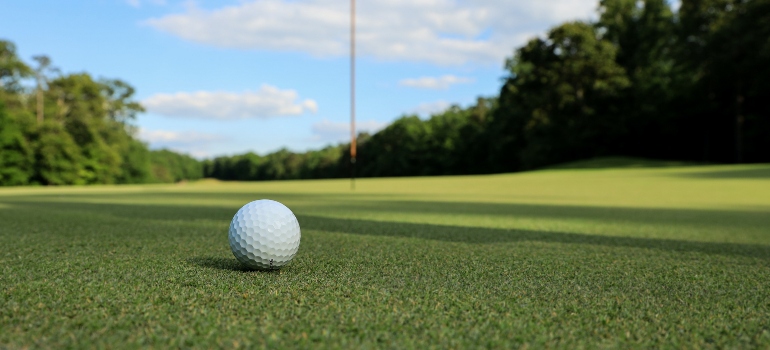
[228,199,301,270]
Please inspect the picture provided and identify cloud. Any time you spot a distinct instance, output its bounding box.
[410,101,452,117]
[399,75,473,90]
[138,128,224,158]
[143,0,597,65]
[142,85,318,120]
[311,118,388,142]
[138,129,222,144]
[126,0,166,7]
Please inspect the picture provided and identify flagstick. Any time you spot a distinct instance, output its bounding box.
[350,0,357,190]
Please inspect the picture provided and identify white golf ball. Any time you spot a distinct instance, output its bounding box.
[228,199,301,270]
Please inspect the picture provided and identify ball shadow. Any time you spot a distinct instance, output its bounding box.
[187,256,281,273]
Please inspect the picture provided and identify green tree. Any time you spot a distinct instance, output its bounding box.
[101,79,145,124]
[668,0,770,163]
[687,0,770,162]
[49,74,134,184]
[0,103,34,185]
[0,40,32,93]
[598,0,674,77]
[0,39,191,185]
[454,97,495,174]
[258,149,303,180]
[230,152,262,180]
[118,140,152,184]
[99,79,150,183]
[33,121,83,185]
[596,0,678,158]
[358,115,432,177]
[149,149,203,183]
[492,22,630,170]
[32,55,58,124]
[301,145,345,179]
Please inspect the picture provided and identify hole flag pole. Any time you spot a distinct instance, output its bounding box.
[350,0,357,190]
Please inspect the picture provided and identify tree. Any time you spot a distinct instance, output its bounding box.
[596,0,678,159]
[358,115,433,177]
[148,149,203,183]
[32,55,58,123]
[0,103,34,185]
[693,0,770,162]
[118,140,152,184]
[0,40,32,93]
[99,79,149,183]
[48,73,150,184]
[598,0,674,76]
[674,0,770,163]
[0,39,201,185]
[492,22,630,170]
[32,121,83,185]
[101,78,145,124]
[457,97,496,174]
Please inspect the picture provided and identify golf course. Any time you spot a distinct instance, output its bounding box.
[1,161,769,348]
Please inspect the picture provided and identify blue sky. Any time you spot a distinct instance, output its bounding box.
[1,0,600,158]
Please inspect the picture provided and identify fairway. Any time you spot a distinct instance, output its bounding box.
[1,164,769,348]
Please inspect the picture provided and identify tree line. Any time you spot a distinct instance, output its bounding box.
[206,0,769,180]
[0,41,201,185]
[2,0,768,186]
[483,0,769,171]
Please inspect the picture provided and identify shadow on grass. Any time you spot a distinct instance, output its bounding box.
[310,201,770,231]
[541,156,699,170]
[3,199,769,260]
[1,190,399,202]
[677,166,770,179]
[6,192,769,231]
[299,215,770,260]
[187,256,281,273]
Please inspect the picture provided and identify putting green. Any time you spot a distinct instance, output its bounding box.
[1,164,769,348]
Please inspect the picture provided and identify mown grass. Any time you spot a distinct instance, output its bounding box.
[1,163,769,348]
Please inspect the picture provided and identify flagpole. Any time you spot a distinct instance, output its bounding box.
[350,0,357,190]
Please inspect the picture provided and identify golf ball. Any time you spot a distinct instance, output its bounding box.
[228,199,301,270]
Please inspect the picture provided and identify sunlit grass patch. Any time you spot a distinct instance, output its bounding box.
[1,164,769,348]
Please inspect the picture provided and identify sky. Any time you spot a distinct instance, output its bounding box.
[1,0,600,158]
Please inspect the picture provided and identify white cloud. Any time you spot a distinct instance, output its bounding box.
[400,75,473,90]
[142,85,318,120]
[139,129,221,143]
[410,101,452,117]
[138,128,224,158]
[311,118,388,142]
[143,0,597,65]
[126,0,165,7]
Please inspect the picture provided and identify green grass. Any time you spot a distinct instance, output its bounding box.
[542,156,701,170]
[1,163,769,348]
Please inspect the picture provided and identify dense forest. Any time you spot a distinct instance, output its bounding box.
[0,41,201,185]
[2,0,768,186]
[205,0,769,180]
